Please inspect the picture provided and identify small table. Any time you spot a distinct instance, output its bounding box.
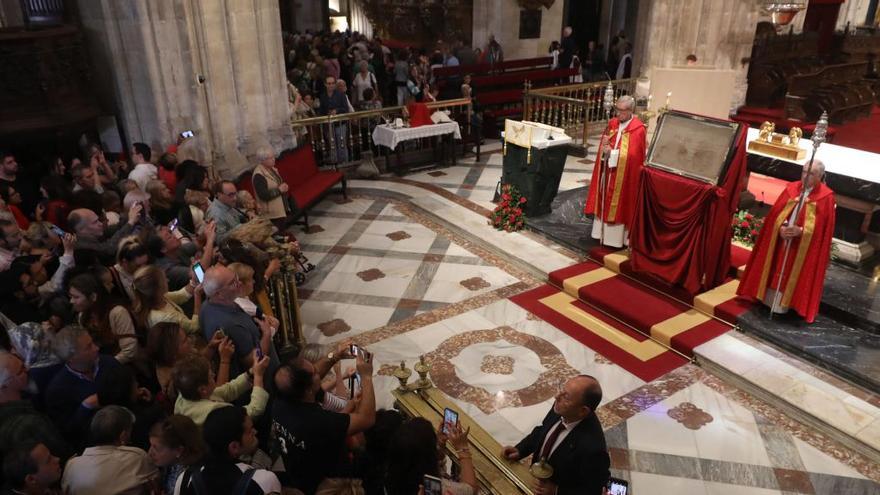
[371,122,462,174]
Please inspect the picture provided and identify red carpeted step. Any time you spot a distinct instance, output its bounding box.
[715,296,754,323]
[578,275,690,335]
[671,319,731,355]
[510,284,688,382]
[547,260,605,289]
[730,244,751,269]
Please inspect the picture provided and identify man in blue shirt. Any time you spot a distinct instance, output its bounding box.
[319,76,351,164]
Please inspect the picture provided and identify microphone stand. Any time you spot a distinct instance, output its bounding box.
[769,112,828,318]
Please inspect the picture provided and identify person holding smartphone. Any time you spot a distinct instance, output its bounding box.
[271,343,376,494]
[384,416,477,495]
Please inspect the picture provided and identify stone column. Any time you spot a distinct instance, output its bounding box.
[836,0,872,29]
[76,0,293,179]
[633,0,801,113]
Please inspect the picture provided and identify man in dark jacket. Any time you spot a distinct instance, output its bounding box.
[502,375,610,495]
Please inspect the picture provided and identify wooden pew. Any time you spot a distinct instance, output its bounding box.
[784,62,873,123]
[476,68,579,137]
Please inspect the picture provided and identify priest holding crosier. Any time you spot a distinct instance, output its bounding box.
[584,95,647,248]
[737,159,836,323]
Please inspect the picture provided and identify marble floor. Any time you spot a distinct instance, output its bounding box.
[293,148,880,494]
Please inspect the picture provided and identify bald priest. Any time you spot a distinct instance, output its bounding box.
[737,160,836,323]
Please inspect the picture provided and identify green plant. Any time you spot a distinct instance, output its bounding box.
[488,184,526,232]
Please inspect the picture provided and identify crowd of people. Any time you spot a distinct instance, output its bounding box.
[0,141,498,495]
[284,30,504,119]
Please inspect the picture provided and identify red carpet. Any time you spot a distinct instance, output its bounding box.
[832,106,880,154]
[511,244,755,381]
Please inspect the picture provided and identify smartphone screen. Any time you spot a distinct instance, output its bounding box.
[349,373,360,399]
[193,263,205,283]
[607,477,629,495]
[349,344,360,357]
[181,130,194,138]
[423,474,442,495]
[442,407,459,434]
[168,218,178,231]
[49,224,66,237]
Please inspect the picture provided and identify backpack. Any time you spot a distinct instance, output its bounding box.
[181,465,257,495]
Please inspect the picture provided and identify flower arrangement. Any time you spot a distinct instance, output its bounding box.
[489,184,527,232]
[731,209,764,246]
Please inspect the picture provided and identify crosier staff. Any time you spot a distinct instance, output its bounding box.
[770,111,828,317]
[597,82,616,247]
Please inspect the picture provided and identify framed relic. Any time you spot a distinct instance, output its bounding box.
[645,110,742,185]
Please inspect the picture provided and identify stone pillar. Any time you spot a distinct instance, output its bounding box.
[836,0,872,29]
[0,0,24,28]
[633,0,803,113]
[76,0,293,179]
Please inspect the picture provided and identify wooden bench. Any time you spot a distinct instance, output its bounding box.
[433,56,553,85]
[477,68,579,137]
[236,144,347,229]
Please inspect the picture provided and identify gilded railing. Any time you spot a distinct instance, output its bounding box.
[290,98,477,168]
[267,253,305,351]
[523,78,638,153]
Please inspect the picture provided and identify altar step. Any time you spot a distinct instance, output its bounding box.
[566,248,880,463]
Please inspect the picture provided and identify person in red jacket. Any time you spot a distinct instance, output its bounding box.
[737,160,836,323]
[584,95,646,247]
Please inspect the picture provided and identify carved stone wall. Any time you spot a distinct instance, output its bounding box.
[362,0,472,47]
[76,0,293,179]
[473,0,564,59]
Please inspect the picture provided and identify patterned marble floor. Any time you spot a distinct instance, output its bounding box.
[293,149,880,494]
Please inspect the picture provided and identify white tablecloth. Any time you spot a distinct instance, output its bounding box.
[372,122,461,151]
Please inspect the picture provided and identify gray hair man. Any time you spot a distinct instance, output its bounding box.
[200,265,280,378]
[61,405,158,495]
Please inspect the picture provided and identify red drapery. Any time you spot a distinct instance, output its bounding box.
[629,126,747,294]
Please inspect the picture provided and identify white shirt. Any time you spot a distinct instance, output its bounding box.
[539,418,583,459]
[615,118,632,148]
[129,162,158,191]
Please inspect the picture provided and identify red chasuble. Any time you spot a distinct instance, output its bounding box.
[737,180,836,323]
[584,116,647,227]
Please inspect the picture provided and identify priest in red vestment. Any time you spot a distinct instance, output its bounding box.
[737,160,836,323]
[584,95,647,247]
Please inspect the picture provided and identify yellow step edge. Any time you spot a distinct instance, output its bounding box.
[561,267,617,295]
[603,251,629,273]
[650,309,711,347]
[694,279,741,315]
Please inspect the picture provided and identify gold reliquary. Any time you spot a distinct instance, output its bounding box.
[747,121,806,160]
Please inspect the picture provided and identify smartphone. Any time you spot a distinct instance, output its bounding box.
[607,477,629,495]
[216,328,226,339]
[180,130,194,139]
[349,344,360,357]
[442,407,459,434]
[168,218,178,232]
[49,224,66,237]
[423,474,442,495]
[349,372,360,399]
[193,262,205,283]
[255,346,264,360]
[255,305,264,319]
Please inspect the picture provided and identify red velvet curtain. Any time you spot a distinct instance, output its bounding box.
[630,127,747,294]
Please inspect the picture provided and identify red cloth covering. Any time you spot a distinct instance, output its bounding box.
[406,102,433,128]
[737,180,835,323]
[584,116,647,227]
[629,125,747,294]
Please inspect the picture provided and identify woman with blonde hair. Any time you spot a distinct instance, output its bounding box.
[132,265,202,335]
[227,261,274,319]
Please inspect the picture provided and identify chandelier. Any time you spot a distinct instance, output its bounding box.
[761,1,807,27]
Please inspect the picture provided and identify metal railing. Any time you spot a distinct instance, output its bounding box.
[290,98,477,169]
[523,78,638,153]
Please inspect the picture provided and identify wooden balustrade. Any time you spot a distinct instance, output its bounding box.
[523,78,638,154]
[290,98,478,169]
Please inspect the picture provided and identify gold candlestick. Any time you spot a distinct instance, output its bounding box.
[392,361,412,392]
[414,355,432,390]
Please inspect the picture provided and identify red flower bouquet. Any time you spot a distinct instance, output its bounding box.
[488,184,527,232]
